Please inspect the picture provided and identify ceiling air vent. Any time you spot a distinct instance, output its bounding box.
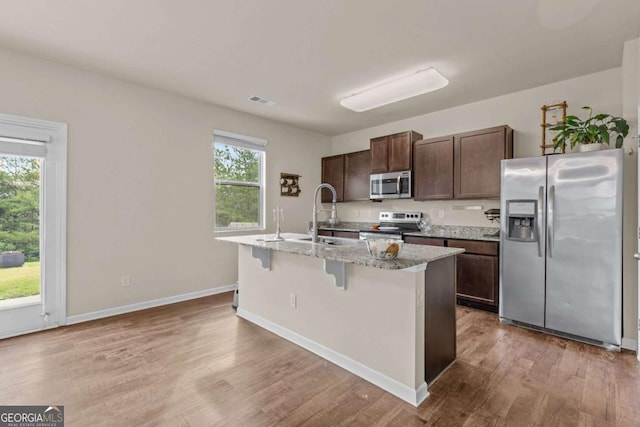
[248,95,277,107]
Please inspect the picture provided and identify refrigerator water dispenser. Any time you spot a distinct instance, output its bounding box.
[506,200,537,241]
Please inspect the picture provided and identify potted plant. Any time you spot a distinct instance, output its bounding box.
[551,106,629,152]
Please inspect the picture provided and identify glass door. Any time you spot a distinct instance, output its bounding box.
[0,154,48,336]
[0,114,67,339]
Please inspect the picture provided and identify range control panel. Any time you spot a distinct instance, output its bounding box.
[379,211,422,223]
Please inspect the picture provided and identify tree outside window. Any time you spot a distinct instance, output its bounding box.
[0,156,41,261]
[213,133,265,231]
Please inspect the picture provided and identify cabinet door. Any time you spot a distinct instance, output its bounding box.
[455,253,498,307]
[344,150,371,201]
[388,132,413,172]
[370,136,388,173]
[414,136,454,200]
[321,155,344,203]
[403,236,445,246]
[453,125,513,199]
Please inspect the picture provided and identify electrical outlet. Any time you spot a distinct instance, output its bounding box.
[438,209,445,219]
[289,293,297,308]
[121,275,130,287]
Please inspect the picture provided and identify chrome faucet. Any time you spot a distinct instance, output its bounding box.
[312,183,337,243]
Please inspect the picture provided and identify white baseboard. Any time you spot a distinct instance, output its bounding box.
[237,308,429,407]
[622,337,637,351]
[66,284,237,325]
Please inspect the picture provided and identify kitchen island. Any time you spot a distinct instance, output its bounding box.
[217,233,463,406]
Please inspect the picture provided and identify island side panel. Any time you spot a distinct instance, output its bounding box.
[236,245,422,390]
[424,255,457,384]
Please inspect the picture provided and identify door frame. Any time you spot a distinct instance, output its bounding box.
[0,113,67,338]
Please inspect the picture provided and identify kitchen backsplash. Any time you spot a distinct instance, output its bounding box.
[324,199,501,227]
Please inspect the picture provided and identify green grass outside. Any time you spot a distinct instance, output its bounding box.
[0,261,40,300]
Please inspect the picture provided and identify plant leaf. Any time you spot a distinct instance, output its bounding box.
[565,116,580,126]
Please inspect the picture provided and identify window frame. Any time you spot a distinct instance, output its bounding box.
[213,130,266,233]
[0,113,67,335]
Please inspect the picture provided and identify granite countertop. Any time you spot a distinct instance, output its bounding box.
[317,222,500,242]
[404,225,500,242]
[217,232,464,270]
[315,221,375,232]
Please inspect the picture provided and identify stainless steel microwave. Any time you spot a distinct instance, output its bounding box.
[370,170,412,199]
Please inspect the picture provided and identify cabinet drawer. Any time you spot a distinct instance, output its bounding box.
[333,231,359,239]
[447,239,498,256]
[318,229,333,237]
[403,236,445,246]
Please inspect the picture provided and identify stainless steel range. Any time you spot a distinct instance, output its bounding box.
[359,211,422,241]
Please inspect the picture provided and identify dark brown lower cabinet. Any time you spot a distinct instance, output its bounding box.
[332,231,359,239]
[447,239,499,312]
[405,236,499,313]
[403,236,445,246]
[317,229,359,239]
[455,254,498,309]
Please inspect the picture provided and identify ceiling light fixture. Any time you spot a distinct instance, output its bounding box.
[340,67,449,112]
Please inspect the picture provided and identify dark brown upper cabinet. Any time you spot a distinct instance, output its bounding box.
[343,150,371,201]
[454,125,513,199]
[321,150,371,203]
[370,131,422,173]
[413,125,513,200]
[413,136,454,200]
[321,155,344,203]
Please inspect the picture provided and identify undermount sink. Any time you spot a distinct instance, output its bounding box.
[289,236,362,247]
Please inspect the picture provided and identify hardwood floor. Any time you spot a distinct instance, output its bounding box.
[0,292,639,426]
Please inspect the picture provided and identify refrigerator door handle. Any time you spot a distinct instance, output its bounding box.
[537,186,544,257]
[548,184,555,258]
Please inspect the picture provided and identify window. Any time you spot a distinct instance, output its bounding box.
[213,130,266,231]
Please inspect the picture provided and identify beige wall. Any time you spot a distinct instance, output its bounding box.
[0,47,330,316]
[331,66,640,343]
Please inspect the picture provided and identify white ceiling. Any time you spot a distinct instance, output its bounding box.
[0,0,639,136]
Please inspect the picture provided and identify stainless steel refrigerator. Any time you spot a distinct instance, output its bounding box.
[499,149,622,347]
